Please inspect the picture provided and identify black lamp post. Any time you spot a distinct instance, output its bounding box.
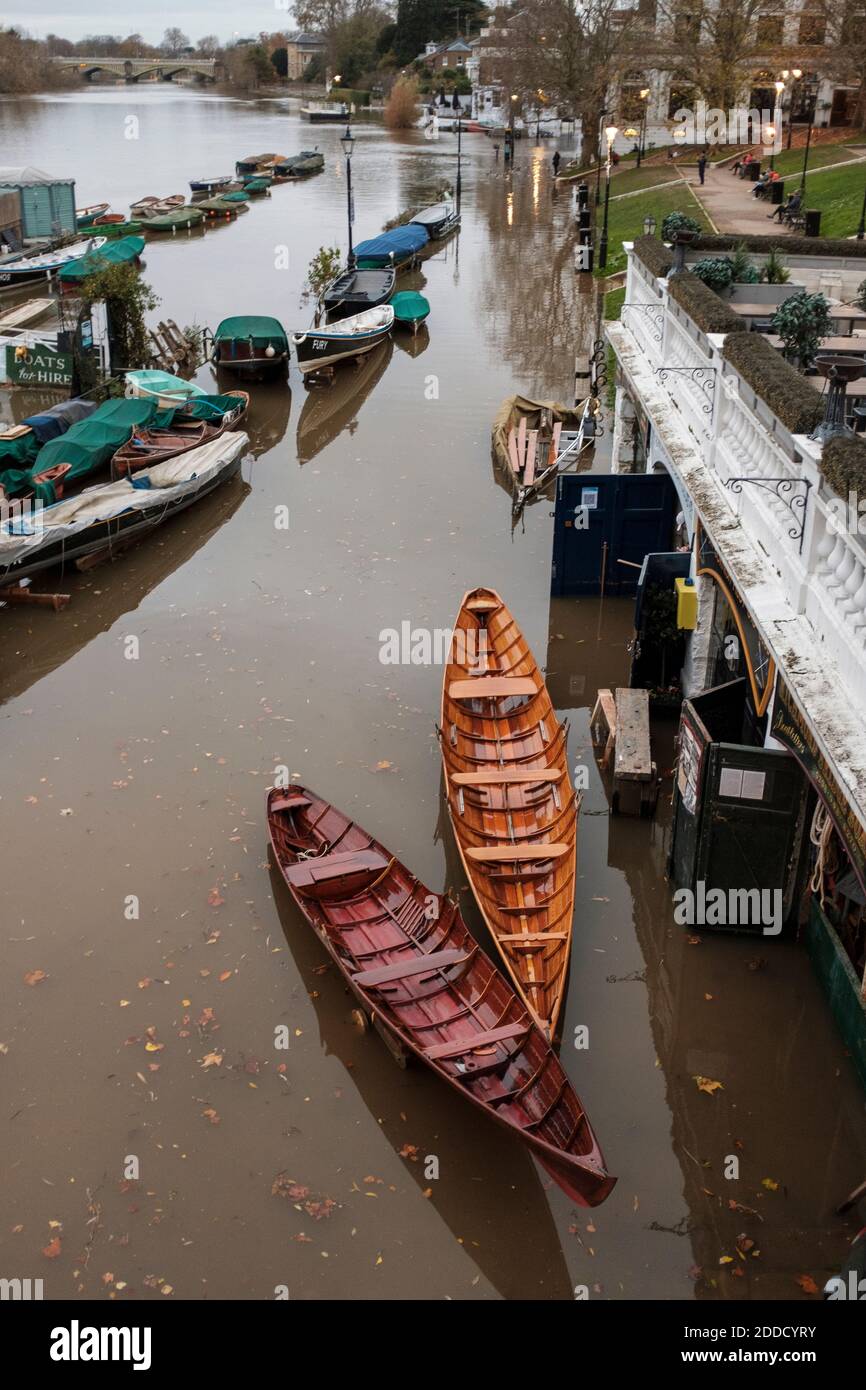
[800,92,816,195]
[456,108,463,212]
[598,123,618,271]
[782,67,802,148]
[857,177,866,241]
[340,122,355,264]
[637,87,650,168]
[594,109,612,206]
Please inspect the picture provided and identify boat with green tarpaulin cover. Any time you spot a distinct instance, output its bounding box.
[145,206,204,232]
[57,236,145,287]
[210,316,290,381]
[391,291,430,333]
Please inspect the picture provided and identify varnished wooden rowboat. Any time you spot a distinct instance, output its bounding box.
[267,784,614,1207]
[440,587,578,1040]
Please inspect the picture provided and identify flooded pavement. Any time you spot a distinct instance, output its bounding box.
[1,88,865,1302]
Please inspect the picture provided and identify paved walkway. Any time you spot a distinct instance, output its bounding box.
[688,162,787,235]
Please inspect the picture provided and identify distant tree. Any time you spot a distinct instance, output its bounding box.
[816,0,866,129]
[162,27,190,55]
[44,33,75,56]
[385,72,420,126]
[271,47,289,78]
[197,35,221,55]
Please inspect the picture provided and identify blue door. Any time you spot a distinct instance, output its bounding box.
[550,472,677,596]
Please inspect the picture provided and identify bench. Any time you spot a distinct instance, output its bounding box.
[466,842,570,862]
[449,676,536,700]
[351,948,469,988]
[283,847,389,891]
[612,687,658,818]
[424,1021,530,1061]
[451,768,562,786]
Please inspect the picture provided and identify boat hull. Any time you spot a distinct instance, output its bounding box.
[320,268,396,321]
[293,323,392,374]
[211,342,289,382]
[267,784,615,1207]
[440,587,578,1040]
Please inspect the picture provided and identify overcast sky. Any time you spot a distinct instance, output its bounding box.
[4,1,297,44]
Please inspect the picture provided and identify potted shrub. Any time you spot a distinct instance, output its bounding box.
[771,291,833,371]
[762,246,791,285]
[661,211,702,242]
[729,243,760,285]
[692,256,736,293]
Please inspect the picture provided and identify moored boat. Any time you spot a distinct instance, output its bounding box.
[320,266,396,320]
[242,177,271,196]
[209,316,290,381]
[273,151,324,179]
[353,224,429,271]
[266,783,615,1207]
[111,391,249,476]
[0,433,248,589]
[94,220,144,239]
[125,370,206,408]
[57,235,145,289]
[235,153,283,175]
[492,395,589,506]
[391,290,430,333]
[300,103,349,123]
[76,203,110,227]
[440,587,579,1040]
[130,194,185,219]
[410,202,460,239]
[196,196,244,218]
[221,190,250,206]
[189,175,232,194]
[145,206,205,233]
[292,305,394,375]
[0,237,107,289]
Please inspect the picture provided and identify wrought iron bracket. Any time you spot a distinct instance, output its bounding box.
[723,476,813,552]
[653,365,717,417]
[623,303,664,343]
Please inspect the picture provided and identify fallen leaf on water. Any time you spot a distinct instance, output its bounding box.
[719,1255,733,1265]
[42,1236,62,1259]
[200,1052,223,1069]
[201,1108,220,1125]
[218,971,232,983]
[693,1075,724,1095]
[761,1177,779,1192]
[207,887,225,909]
[272,1174,310,1201]
[24,970,47,987]
[398,1144,419,1161]
[796,1274,819,1295]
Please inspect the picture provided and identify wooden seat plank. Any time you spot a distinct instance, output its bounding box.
[283,847,388,888]
[451,768,562,786]
[498,931,569,942]
[449,676,537,699]
[352,948,468,988]
[424,1022,529,1061]
[466,843,569,862]
[614,687,652,780]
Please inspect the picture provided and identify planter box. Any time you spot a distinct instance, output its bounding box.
[729,283,806,305]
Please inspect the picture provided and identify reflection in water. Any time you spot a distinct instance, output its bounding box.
[296,339,392,465]
[393,324,430,359]
[268,860,574,1300]
[0,473,250,706]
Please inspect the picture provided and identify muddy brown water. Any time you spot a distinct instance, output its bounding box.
[1,88,864,1302]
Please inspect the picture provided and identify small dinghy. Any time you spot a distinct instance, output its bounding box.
[320,267,396,321]
[111,391,249,475]
[293,305,394,375]
[267,783,615,1207]
[391,291,430,333]
[145,206,204,232]
[0,237,107,288]
[410,202,460,239]
[76,203,110,226]
[209,316,290,381]
[189,175,232,194]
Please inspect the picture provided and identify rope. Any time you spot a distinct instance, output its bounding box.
[809,801,835,905]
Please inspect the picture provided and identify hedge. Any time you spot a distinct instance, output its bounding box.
[820,435,866,498]
[633,233,673,278]
[722,332,825,434]
[667,270,747,336]
[690,234,866,260]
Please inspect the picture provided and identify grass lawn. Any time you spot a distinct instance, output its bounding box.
[610,165,684,196]
[769,144,862,178]
[795,158,866,236]
[595,182,712,279]
[603,285,626,320]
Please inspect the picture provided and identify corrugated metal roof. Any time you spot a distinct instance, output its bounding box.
[0,166,71,187]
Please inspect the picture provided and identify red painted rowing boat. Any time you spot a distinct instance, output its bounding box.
[267,783,615,1207]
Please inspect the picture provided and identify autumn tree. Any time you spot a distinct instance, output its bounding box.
[816,0,866,128]
[654,1,768,112]
[162,27,190,55]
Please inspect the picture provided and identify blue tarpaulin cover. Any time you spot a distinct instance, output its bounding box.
[353,224,429,262]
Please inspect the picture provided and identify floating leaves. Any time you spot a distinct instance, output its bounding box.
[693,1075,724,1095]
[24,970,47,987]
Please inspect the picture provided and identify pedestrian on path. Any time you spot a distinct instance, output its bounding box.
[552,150,561,177]
[697,151,707,185]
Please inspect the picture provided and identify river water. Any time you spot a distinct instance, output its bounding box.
[1,86,864,1303]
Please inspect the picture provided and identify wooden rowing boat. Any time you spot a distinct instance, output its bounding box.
[440,587,578,1040]
[267,783,614,1207]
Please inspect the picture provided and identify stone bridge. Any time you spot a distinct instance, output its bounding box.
[54,56,220,83]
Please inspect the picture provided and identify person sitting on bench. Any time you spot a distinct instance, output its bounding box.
[768,188,801,223]
[752,170,770,198]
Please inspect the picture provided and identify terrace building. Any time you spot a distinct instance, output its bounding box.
[601,231,866,1084]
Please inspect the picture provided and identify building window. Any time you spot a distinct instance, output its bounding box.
[798,14,826,43]
[756,14,783,44]
[674,13,701,42]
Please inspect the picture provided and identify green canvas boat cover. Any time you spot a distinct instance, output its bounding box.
[58,236,145,283]
[0,398,173,504]
[214,317,288,349]
[243,178,270,193]
[222,191,249,204]
[181,394,245,421]
[391,291,430,323]
[147,206,203,229]
[99,220,144,239]
[0,431,40,471]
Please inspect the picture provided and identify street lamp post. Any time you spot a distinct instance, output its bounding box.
[340,122,355,264]
[800,93,816,195]
[595,109,612,205]
[857,177,866,240]
[456,106,463,211]
[637,87,650,168]
[781,67,802,148]
[598,124,618,271]
[766,122,777,171]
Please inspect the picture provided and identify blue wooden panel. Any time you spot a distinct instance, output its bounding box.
[550,472,677,596]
